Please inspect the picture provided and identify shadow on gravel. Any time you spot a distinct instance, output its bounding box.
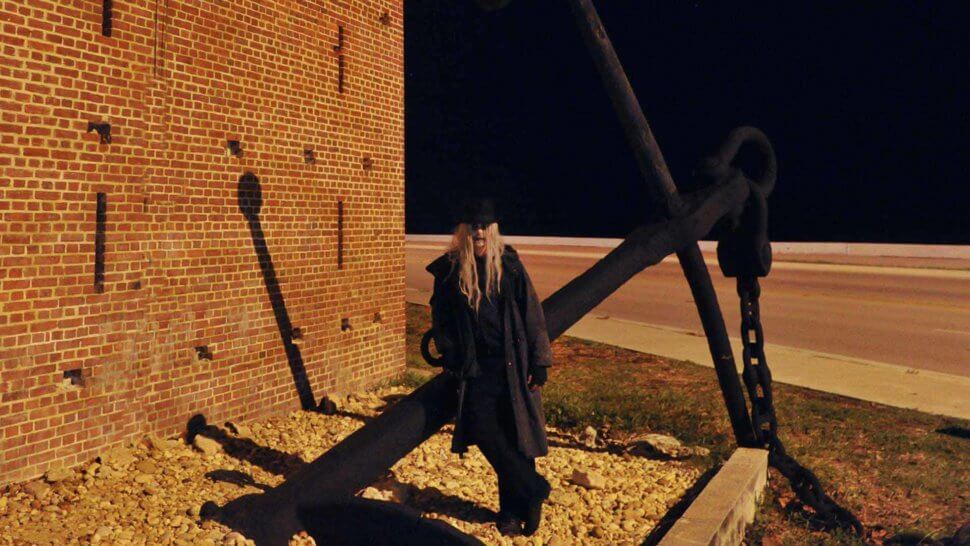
[187,414,305,478]
[544,429,701,462]
[300,498,487,546]
[205,469,272,492]
[407,486,498,525]
[640,464,721,546]
[377,393,411,411]
[187,405,393,482]
[330,409,374,425]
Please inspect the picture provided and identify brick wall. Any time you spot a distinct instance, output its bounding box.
[0,0,404,485]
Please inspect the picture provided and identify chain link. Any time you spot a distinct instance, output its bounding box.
[737,275,865,537]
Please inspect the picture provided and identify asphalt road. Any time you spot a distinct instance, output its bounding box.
[406,243,970,378]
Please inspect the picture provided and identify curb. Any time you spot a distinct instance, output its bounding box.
[406,234,970,259]
[657,448,769,546]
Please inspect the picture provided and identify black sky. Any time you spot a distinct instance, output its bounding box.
[404,2,968,243]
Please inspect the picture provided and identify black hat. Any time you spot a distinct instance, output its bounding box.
[458,197,499,225]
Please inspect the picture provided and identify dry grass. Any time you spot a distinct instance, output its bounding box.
[401,303,969,545]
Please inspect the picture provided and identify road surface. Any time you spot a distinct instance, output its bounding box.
[407,242,970,378]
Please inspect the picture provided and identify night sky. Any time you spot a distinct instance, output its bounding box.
[404,2,968,244]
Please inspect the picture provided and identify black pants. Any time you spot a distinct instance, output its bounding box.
[464,359,550,519]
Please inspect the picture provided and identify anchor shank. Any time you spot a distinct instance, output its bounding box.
[542,178,749,340]
[565,0,680,214]
[566,0,757,446]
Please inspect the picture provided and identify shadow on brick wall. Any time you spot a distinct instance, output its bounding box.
[238,172,317,411]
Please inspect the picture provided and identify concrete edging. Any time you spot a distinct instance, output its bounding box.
[657,448,769,546]
[406,234,970,259]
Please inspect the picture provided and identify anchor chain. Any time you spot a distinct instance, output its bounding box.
[706,127,864,536]
[737,276,865,536]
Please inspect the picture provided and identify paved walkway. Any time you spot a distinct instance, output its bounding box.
[406,289,970,420]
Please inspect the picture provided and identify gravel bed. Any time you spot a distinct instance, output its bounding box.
[0,385,700,545]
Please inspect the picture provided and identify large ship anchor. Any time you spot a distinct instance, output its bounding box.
[203,1,862,543]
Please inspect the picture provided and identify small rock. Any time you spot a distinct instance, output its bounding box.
[24,480,51,499]
[643,503,663,518]
[372,478,411,504]
[45,466,73,483]
[569,469,605,489]
[225,422,252,439]
[134,474,154,484]
[360,487,385,501]
[224,532,248,546]
[135,460,158,475]
[0,496,6,513]
[623,507,645,520]
[579,426,598,447]
[181,457,202,470]
[188,504,202,517]
[548,489,577,507]
[193,435,223,456]
[145,434,181,452]
[99,446,136,467]
[623,433,707,459]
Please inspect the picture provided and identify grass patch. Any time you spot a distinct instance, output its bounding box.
[404,303,968,545]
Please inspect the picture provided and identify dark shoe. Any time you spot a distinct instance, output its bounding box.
[522,483,551,536]
[496,510,522,536]
[522,497,543,536]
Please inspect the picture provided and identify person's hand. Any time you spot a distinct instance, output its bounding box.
[527,366,547,391]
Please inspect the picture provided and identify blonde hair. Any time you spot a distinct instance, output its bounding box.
[447,222,505,313]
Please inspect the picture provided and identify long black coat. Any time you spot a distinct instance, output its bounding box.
[426,245,553,459]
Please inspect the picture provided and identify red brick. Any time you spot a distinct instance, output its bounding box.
[0,0,405,485]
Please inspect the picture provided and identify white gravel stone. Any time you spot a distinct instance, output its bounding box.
[0,385,699,545]
[569,469,606,489]
[135,460,159,475]
[620,432,710,460]
[24,480,51,499]
[193,435,223,456]
[45,467,73,483]
[100,447,136,468]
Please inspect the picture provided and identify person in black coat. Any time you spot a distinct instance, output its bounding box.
[425,197,553,536]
